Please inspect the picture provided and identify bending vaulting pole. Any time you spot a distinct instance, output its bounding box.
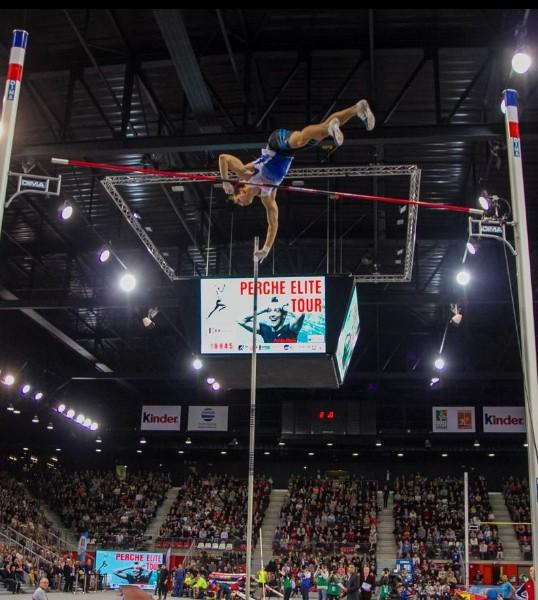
[245,237,259,600]
[51,157,482,215]
[0,30,28,238]
[503,88,538,587]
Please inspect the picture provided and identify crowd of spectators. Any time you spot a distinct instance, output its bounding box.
[392,473,501,564]
[503,476,532,559]
[273,474,378,556]
[27,468,171,549]
[158,474,272,546]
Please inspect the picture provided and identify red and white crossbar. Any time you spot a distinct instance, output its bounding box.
[51,157,483,215]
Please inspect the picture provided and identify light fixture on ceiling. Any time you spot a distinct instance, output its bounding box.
[434,356,445,371]
[119,272,137,292]
[98,248,111,263]
[192,358,203,370]
[59,201,73,220]
[456,270,471,286]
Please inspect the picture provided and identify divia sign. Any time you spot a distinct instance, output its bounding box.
[19,176,49,192]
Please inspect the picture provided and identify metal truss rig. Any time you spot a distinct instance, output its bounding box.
[100,164,421,284]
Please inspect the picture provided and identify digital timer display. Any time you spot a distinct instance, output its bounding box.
[318,410,335,420]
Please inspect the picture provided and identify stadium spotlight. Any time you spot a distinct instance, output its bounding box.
[83,418,92,428]
[98,248,111,263]
[21,384,31,395]
[456,270,471,286]
[2,374,15,386]
[375,440,382,447]
[95,448,102,453]
[46,422,54,430]
[34,392,43,401]
[206,377,215,385]
[59,201,73,220]
[7,404,14,412]
[76,413,85,424]
[434,356,445,371]
[140,437,147,445]
[512,50,531,74]
[478,192,490,211]
[466,241,477,256]
[32,414,39,423]
[192,358,203,370]
[185,437,192,445]
[57,404,66,413]
[474,440,481,447]
[66,409,75,419]
[96,435,102,444]
[90,422,99,431]
[119,272,136,292]
[212,382,221,391]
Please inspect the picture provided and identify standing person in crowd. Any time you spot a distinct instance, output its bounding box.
[315,564,330,600]
[345,564,360,600]
[500,574,515,600]
[300,567,312,600]
[173,564,186,597]
[358,564,375,600]
[257,565,268,600]
[377,569,391,600]
[156,564,170,600]
[526,567,535,600]
[327,574,341,600]
[32,578,49,600]
[63,559,75,593]
[282,570,293,600]
[382,484,390,509]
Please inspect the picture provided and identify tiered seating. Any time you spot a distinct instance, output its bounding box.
[504,476,532,559]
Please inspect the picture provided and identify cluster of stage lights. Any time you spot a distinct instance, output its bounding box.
[55,403,98,431]
[191,358,221,391]
[1,371,44,402]
[57,199,137,293]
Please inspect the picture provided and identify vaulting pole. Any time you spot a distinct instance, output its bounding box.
[0,30,28,238]
[245,237,260,600]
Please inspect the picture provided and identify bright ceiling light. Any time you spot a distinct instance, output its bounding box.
[264,451,270,455]
[76,413,85,424]
[327,442,333,447]
[397,453,404,457]
[488,453,495,457]
[430,376,441,387]
[83,418,92,428]
[466,241,477,255]
[7,404,14,412]
[212,381,220,391]
[308,452,315,456]
[512,51,532,74]
[178,450,184,454]
[206,377,215,385]
[95,448,102,453]
[192,358,203,370]
[90,422,99,431]
[60,202,73,220]
[185,437,192,445]
[21,384,31,395]
[34,392,43,401]
[66,409,75,419]
[278,441,286,446]
[220,450,227,455]
[136,449,142,454]
[46,422,53,430]
[13,409,21,414]
[352,452,359,456]
[57,404,66,413]
[441,453,448,457]
[96,435,102,443]
[375,440,382,447]
[474,440,480,447]
[140,437,147,445]
[478,193,490,210]
[3,374,15,386]
[32,414,39,423]
[119,272,136,292]
[99,248,111,263]
[456,270,471,286]
[434,357,445,371]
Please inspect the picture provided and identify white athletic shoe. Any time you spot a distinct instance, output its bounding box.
[357,99,375,131]
[328,117,344,147]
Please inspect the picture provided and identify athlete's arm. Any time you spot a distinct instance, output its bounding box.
[219,154,253,193]
[259,192,279,257]
[290,314,306,335]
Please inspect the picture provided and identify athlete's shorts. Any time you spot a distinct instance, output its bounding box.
[267,129,318,156]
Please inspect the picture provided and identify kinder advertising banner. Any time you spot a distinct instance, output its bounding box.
[94,550,163,589]
[483,406,526,433]
[432,406,476,433]
[141,405,181,431]
[200,277,326,354]
[188,406,229,431]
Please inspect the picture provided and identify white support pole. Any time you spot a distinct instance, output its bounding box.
[503,88,538,584]
[0,30,28,239]
[245,237,260,600]
[464,472,469,588]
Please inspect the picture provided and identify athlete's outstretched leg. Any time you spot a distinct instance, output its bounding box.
[289,100,374,148]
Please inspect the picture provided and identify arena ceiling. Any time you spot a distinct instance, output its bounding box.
[0,9,536,463]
